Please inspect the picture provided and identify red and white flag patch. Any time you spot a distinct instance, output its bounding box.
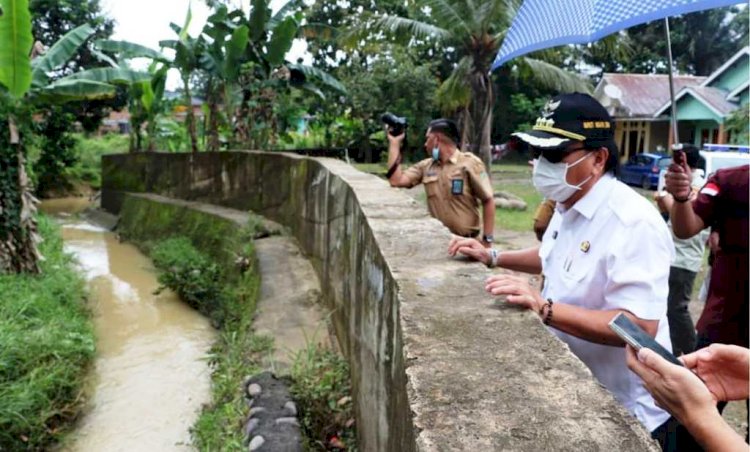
[700,182,720,197]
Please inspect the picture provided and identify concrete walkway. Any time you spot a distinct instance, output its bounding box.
[253,235,330,372]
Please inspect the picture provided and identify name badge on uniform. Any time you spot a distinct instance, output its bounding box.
[451,179,463,195]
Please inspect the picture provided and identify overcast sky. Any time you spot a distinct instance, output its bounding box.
[100,0,310,90]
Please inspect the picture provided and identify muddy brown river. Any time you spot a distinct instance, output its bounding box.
[41,198,215,451]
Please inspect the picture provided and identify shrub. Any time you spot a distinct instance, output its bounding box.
[150,237,229,326]
[290,345,357,451]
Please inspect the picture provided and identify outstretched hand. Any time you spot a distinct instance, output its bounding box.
[448,236,490,265]
[681,344,750,403]
[484,274,544,312]
[626,346,716,427]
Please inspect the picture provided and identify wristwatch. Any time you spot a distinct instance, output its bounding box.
[482,234,494,243]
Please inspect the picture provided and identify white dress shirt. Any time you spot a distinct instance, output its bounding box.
[539,174,675,432]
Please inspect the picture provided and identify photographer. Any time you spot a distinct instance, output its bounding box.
[385,117,495,246]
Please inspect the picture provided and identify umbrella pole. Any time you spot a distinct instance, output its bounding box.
[665,18,680,146]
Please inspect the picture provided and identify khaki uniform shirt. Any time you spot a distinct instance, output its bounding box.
[533,199,557,227]
[403,151,493,236]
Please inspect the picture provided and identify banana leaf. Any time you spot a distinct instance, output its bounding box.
[288,63,347,95]
[63,67,152,85]
[35,78,116,102]
[0,0,33,97]
[95,39,170,62]
[31,24,95,88]
[266,16,297,67]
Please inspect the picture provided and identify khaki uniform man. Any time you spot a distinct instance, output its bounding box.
[532,198,556,241]
[386,118,495,246]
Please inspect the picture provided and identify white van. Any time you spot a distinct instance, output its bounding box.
[700,144,750,176]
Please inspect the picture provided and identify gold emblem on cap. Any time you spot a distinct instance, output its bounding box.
[535,117,555,128]
[580,241,590,253]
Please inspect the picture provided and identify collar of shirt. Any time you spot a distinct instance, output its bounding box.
[556,174,616,220]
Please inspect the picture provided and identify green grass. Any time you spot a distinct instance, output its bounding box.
[491,161,533,176]
[0,216,95,451]
[494,181,542,232]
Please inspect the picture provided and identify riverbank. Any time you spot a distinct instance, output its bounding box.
[0,215,95,450]
[116,194,269,448]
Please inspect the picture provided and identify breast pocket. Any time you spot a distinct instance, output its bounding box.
[558,251,593,287]
[423,175,439,198]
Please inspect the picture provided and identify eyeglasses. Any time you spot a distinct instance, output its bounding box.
[532,146,588,164]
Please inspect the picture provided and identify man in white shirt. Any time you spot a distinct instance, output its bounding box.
[449,93,700,450]
[655,144,709,356]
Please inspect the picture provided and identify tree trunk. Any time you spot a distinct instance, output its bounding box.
[206,80,221,152]
[0,121,42,274]
[183,75,199,153]
[468,69,493,170]
[146,117,157,152]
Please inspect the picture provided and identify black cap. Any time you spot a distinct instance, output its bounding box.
[512,92,614,151]
[428,118,461,146]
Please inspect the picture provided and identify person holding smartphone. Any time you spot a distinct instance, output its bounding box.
[626,343,749,451]
[664,147,749,440]
[449,93,700,450]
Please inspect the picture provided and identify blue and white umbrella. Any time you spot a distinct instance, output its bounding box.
[492,0,743,71]
[491,0,744,143]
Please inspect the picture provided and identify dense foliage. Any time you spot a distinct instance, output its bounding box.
[151,237,230,326]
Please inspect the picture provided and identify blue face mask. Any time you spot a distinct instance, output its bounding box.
[432,146,440,161]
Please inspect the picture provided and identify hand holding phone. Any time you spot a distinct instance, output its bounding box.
[608,313,683,367]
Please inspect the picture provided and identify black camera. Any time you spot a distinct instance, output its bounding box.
[381,112,408,136]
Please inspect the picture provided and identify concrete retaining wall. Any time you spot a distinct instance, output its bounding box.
[102,152,659,451]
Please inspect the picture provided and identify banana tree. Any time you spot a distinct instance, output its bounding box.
[0,0,142,274]
[94,39,171,151]
[229,0,347,148]
[194,4,249,151]
[158,4,202,153]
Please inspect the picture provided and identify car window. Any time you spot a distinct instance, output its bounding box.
[658,158,672,168]
[635,155,649,165]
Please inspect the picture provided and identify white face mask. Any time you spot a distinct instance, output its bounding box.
[532,152,594,202]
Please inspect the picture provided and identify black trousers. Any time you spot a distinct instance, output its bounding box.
[651,416,704,451]
[667,266,698,356]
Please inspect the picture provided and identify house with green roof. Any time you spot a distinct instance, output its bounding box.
[594,46,748,162]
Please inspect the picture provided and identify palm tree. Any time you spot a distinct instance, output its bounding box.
[345,0,591,168]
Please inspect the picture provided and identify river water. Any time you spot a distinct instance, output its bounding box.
[41,198,215,452]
